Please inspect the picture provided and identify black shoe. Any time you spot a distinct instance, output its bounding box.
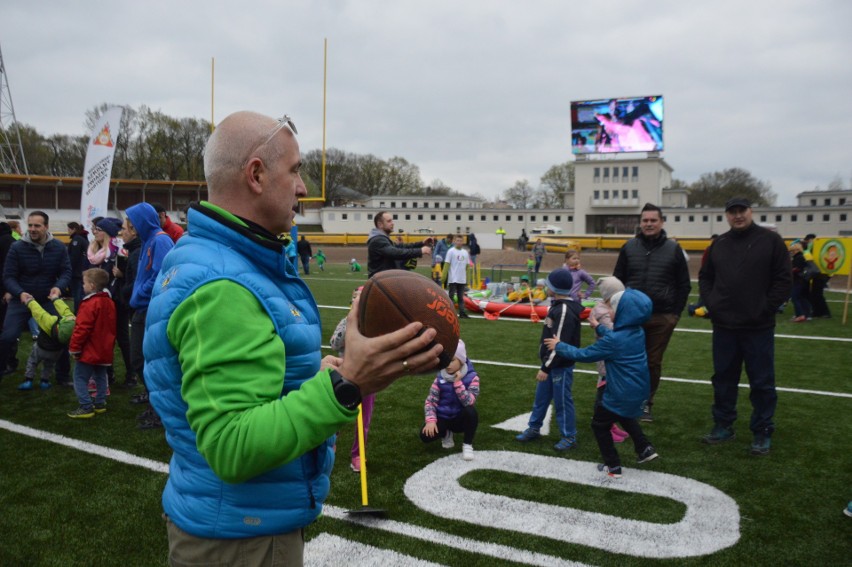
[458,312,471,319]
[137,417,163,430]
[123,378,139,389]
[137,407,156,421]
[130,392,149,404]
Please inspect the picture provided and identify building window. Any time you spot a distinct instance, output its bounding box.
[613,167,619,179]
[555,215,561,222]
[632,190,639,199]
[760,215,767,222]
[622,166,629,180]
[401,202,407,208]
[456,202,462,208]
[594,167,600,182]
[632,166,639,180]
[445,202,451,209]
[506,215,512,222]
[342,214,348,220]
[840,198,846,205]
[687,215,693,222]
[517,215,523,222]
[390,202,396,208]
[703,215,709,222]
[823,214,830,222]
[824,198,831,206]
[442,214,448,221]
[455,214,461,221]
[481,215,486,221]
[413,202,418,208]
[603,168,610,182]
[806,214,813,222]
[543,215,549,222]
[791,214,797,222]
[493,215,499,221]
[468,214,474,221]
[594,190,600,199]
[405,214,411,220]
[674,215,681,222]
[810,199,817,206]
[423,202,428,208]
[431,214,437,221]
[622,190,628,199]
[841,213,847,222]
[418,214,423,220]
[603,190,609,199]
[775,214,782,222]
[716,215,723,222]
[379,202,385,208]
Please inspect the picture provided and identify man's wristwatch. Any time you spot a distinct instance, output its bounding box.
[330,369,361,410]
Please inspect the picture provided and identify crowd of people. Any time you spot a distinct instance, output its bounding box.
[0,104,842,563]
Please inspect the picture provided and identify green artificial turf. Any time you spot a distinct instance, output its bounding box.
[1,262,849,566]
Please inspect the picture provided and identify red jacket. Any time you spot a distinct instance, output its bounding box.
[69,291,117,365]
[162,217,184,243]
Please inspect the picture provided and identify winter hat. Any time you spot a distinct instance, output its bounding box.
[597,276,625,303]
[520,275,530,282]
[545,268,574,296]
[610,291,625,317]
[96,217,121,237]
[434,255,443,264]
[453,339,467,365]
[536,279,546,287]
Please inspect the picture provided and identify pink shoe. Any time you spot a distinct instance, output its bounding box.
[350,456,360,473]
[611,424,629,443]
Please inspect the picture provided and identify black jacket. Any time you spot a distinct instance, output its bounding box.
[67,230,90,278]
[699,222,792,330]
[119,237,142,309]
[3,234,71,301]
[297,238,312,258]
[0,223,16,295]
[613,230,691,315]
[539,298,584,371]
[366,228,426,278]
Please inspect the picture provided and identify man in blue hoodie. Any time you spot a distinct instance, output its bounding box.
[125,203,174,425]
[0,211,71,385]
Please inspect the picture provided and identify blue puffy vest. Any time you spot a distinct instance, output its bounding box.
[144,205,331,539]
[436,360,476,420]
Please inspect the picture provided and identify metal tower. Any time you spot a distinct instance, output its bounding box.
[0,42,28,175]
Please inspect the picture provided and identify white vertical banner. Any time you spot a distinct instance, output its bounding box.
[80,107,123,228]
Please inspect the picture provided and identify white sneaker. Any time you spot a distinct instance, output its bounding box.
[462,444,474,461]
[441,430,455,449]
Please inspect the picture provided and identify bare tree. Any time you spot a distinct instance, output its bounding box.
[503,179,535,209]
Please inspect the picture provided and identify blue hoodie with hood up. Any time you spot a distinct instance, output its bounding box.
[554,288,653,418]
[126,203,174,310]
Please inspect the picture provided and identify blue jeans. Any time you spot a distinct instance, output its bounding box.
[0,300,55,369]
[527,366,576,439]
[73,361,108,408]
[711,326,777,435]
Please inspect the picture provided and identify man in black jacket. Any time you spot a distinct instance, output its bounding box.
[613,203,691,422]
[296,235,312,275]
[698,197,792,456]
[367,211,432,278]
[0,211,71,385]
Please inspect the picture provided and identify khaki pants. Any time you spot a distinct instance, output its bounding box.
[165,516,304,566]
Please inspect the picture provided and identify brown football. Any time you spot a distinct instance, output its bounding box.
[358,270,460,370]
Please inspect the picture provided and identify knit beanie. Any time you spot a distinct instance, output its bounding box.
[597,276,625,303]
[453,339,467,365]
[545,268,574,296]
[96,217,122,237]
[610,291,625,317]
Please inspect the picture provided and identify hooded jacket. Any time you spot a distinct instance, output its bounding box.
[3,230,71,301]
[366,228,426,277]
[67,229,90,278]
[554,289,653,418]
[69,291,117,365]
[126,203,174,310]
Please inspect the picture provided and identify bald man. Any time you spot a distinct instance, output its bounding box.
[143,111,442,565]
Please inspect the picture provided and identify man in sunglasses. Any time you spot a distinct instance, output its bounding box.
[144,111,443,565]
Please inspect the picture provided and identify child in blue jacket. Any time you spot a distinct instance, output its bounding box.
[544,288,659,478]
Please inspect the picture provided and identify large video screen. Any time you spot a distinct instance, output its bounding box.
[571,95,664,154]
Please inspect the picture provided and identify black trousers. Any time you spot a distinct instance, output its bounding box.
[591,403,652,470]
[420,405,479,445]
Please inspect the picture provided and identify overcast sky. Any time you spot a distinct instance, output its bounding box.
[3,0,850,205]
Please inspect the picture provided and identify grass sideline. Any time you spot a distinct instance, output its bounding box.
[0,262,849,566]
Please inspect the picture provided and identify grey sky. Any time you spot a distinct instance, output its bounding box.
[3,0,850,205]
